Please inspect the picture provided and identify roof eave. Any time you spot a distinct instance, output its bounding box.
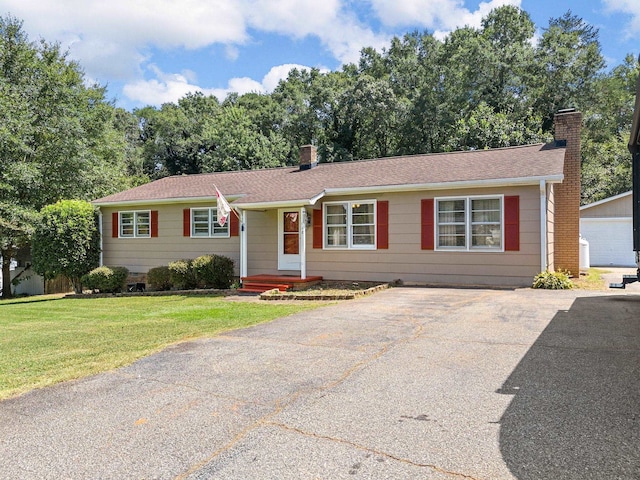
[320,175,565,197]
[93,195,244,208]
[580,190,632,210]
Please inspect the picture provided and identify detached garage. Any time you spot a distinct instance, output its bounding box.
[580,191,635,267]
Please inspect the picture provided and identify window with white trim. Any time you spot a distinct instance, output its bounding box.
[191,208,229,237]
[324,200,376,249]
[120,211,150,238]
[436,196,502,250]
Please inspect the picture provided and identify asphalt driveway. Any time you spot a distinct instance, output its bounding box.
[1,287,639,479]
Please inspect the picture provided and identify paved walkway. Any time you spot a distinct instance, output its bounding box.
[1,287,639,479]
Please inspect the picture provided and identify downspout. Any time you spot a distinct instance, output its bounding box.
[239,209,248,280]
[98,210,104,267]
[300,207,307,280]
[539,180,547,272]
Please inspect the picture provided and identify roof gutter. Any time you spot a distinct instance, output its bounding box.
[93,195,245,208]
[320,175,564,197]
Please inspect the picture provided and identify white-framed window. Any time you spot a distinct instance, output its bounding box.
[436,196,503,251]
[119,211,151,238]
[191,208,229,238]
[324,200,376,249]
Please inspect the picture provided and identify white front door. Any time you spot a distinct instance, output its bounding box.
[278,209,301,270]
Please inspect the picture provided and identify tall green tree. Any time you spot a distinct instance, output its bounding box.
[0,16,128,298]
[136,93,221,178]
[533,11,605,130]
[32,200,100,294]
[581,55,640,203]
[201,106,289,172]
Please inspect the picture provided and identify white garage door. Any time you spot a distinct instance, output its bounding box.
[580,218,635,267]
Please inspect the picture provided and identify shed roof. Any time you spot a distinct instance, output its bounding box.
[94,143,566,208]
[580,191,632,211]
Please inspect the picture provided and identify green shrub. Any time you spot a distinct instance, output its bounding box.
[82,266,129,293]
[192,254,235,289]
[168,259,197,290]
[532,270,573,289]
[32,200,100,293]
[146,266,172,291]
[192,255,215,288]
[211,254,235,289]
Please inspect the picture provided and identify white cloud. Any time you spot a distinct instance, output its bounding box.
[4,0,384,82]
[122,66,218,106]
[123,63,320,107]
[3,0,249,81]
[603,0,640,37]
[370,0,521,31]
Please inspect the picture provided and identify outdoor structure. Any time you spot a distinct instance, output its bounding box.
[93,110,582,288]
[610,55,640,288]
[580,191,635,267]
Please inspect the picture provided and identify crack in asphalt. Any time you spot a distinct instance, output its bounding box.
[266,421,482,480]
[174,315,426,479]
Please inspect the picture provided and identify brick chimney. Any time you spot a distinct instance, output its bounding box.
[553,109,582,276]
[299,145,318,170]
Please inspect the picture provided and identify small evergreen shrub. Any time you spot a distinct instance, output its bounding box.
[82,266,129,293]
[211,254,234,289]
[192,254,235,289]
[532,270,573,289]
[168,259,197,290]
[146,266,172,291]
[192,255,216,288]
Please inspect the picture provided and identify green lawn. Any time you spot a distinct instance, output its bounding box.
[0,294,318,400]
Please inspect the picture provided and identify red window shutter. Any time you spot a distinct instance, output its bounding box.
[313,209,323,249]
[112,212,119,238]
[151,210,158,237]
[377,200,389,249]
[183,209,191,237]
[229,211,239,237]
[421,199,434,250]
[504,196,520,251]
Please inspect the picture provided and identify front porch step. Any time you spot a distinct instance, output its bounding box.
[238,282,292,293]
[240,274,323,293]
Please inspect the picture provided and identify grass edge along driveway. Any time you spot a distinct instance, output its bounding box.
[0,295,319,401]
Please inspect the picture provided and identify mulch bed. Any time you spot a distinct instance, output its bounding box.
[260,281,390,301]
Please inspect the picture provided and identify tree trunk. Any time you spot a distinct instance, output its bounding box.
[1,248,14,300]
[71,276,82,294]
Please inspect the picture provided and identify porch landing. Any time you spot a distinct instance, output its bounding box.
[239,274,323,294]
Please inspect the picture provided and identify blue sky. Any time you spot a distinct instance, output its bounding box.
[3,0,638,111]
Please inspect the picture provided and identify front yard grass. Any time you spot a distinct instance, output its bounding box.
[0,295,318,400]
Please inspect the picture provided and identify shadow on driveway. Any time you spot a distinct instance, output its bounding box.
[498,295,640,479]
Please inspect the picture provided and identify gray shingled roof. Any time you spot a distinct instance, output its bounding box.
[93,143,566,207]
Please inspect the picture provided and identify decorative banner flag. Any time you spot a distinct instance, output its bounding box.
[215,185,232,227]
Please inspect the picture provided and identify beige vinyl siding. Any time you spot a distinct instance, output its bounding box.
[245,210,279,275]
[306,187,541,287]
[100,184,544,287]
[101,203,240,275]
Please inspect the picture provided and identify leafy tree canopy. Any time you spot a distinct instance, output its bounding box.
[0,15,133,298]
[31,200,101,294]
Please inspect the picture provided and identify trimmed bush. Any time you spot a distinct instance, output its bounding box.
[192,255,215,288]
[192,254,235,289]
[532,270,573,289]
[146,266,172,291]
[168,259,197,290]
[82,266,129,293]
[211,254,234,289]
